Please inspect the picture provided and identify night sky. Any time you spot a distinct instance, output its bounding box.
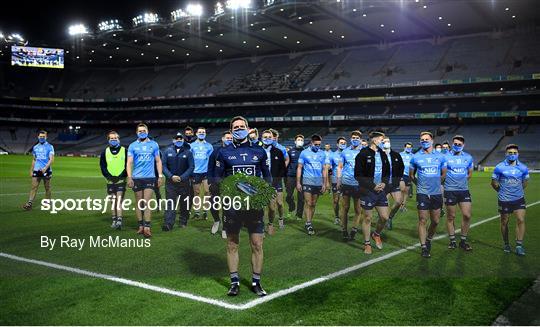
[0,0,219,45]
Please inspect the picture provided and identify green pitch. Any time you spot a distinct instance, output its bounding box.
[0,154,539,325]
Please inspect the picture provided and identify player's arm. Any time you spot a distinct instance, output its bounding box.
[284,152,290,168]
[296,162,303,192]
[126,146,134,187]
[490,167,500,192]
[29,157,36,177]
[180,151,195,182]
[43,151,54,172]
[260,150,272,184]
[161,148,173,180]
[321,164,329,192]
[155,152,163,187]
[336,161,344,189]
[522,167,529,190]
[99,149,112,180]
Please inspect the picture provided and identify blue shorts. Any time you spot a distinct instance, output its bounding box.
[360,190,388,210]
[32,169,52,179]
[341,184,362,199]
[444,190,472,205]
[332,183,338,193]
[132,178,156,192]
[192,172,208,184]
[416,193,443,210]
[385,183,401,194]
[223,209,264,234]
[303,184,322,195]
[272,179,283,193]
[498,198,526,214]
[402,175,411,187]
[107,182,126,194]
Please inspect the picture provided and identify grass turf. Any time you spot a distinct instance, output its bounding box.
[0,154,539,325]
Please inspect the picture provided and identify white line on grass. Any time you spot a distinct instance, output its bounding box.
[1,200,539,311]
[0,189,101,196]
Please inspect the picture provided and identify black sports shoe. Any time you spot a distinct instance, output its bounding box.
[162,224,172,232]
[349,229,358,241]
[251,283,267,297]
[306,224,315,236]
[421,247,431,258]
[448,241,457,249]
[426,240,432,252]
[227,283,240,296]
[342,230,349,241]
[459,240,472,251]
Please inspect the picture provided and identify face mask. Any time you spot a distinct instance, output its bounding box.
[435,148,442,153]
[452,145,463,152]
[405,147,412,153]
[223,139,232,146]
[138,132,148,140]
[377,141,385,150]
[109,139,120,147]
[506,154,518,162]
[232,128,249,141]
[272,139,278,146]
[295,140,304,148]
[338,144,347,150]
[442,149,449,154]
[351,139,360,147]
[197,133,206,140]
[262,139,273,146]
[174,140,184,148]
[184,135,193,142]
[251,139,259,145]
[383,142,391,149]
[38,137,46,144]
[420,141,432,150]
[311,145,320,152]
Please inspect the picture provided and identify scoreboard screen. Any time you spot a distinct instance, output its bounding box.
[11,46,64,69]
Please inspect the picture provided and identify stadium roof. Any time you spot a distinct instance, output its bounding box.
[2,0,539,67]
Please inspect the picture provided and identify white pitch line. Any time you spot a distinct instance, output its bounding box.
[1,200,539,311]
[0,189,101,196]
[0,252,241,310]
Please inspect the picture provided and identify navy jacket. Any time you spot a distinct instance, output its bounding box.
[162,144,194,183]
[213,141,271,184]
[287,146,304,177]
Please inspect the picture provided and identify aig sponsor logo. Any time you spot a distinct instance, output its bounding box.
[421,165,439,175]
[232,165,256,176]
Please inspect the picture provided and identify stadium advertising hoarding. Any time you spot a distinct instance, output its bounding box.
[11,46,64,69]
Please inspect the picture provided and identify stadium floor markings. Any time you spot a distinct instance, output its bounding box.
[1,199,539,311]
[0,189,101,196]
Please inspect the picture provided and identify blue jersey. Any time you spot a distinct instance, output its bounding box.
[444,151,473,191]
[128,139,160,179]
[492,160,529,202]
[213,141,271,183]
[190,141,214,174]
[329,150,342,184]
[299,148,330,186]
[32,142,55,171]
[374,152,383,184]
[410,150,446,195]
[400,151,413,176]
[341,146,361,186]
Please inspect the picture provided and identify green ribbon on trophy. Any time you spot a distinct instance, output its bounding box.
[219,174,276,210]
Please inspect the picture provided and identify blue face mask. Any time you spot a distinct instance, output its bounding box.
[405,147,412,153]
[452,145,463,152]
[506,154,519,162]
[420,141,432,150]
[197,133,205,140]
[263,139,273,146]
[311,145,320,152]
[435,148,442,153]
[351,139,360,147]
[174,140,184,148]
[251,139,258,144]
[223,139,232,146]
[138,132,148,140]
[109,139,120,147]
[38,137,46,144]
[233,128,249,140]
[378,141,385,150]
[442,149,449,154]
[338,143,347,150]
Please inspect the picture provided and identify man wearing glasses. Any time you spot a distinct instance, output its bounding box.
[491,144,529,256]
